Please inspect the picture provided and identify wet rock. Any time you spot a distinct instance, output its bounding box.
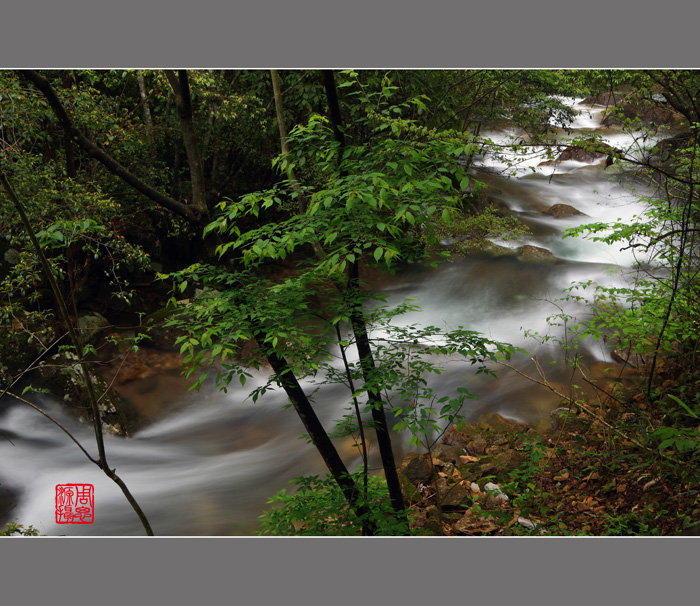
[481,241,517,257]
[516,245,556,261]
[601,102,684,128]
[558,146,606,163]
[543,204,585,218]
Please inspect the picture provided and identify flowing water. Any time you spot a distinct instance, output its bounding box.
[0,99,662,535]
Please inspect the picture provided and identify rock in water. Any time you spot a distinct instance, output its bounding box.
[516,245,556,261]
[543,204,585,218]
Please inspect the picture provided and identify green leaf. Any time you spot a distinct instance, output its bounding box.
[667,394,699,418]
[374,247,384,262]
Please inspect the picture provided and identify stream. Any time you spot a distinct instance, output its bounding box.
[0,98,661,535]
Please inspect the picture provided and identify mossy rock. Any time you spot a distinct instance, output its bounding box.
[543,204,586,218]
[431,443,463,464]
[436,478,474,508]
[460,458,500,480]
[516,245,556,262]
[400,452,434,483]
[442,424,471,450]
[36,352,133,436]
[77,312,110,345]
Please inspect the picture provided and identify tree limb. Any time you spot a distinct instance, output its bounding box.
[18,70,203,225]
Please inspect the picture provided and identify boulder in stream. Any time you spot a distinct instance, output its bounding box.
[516,245,556,261]
[538,145,607,166]
[543,204,586,218]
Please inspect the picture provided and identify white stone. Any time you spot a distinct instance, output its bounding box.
[518,517,536,530]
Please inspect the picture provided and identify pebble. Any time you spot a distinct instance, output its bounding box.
[518,517,536,530]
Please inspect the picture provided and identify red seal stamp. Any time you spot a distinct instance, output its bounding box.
[56,484,94,524]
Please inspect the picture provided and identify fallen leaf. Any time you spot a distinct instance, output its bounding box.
[459,455,479,464]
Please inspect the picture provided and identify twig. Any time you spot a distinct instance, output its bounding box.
[3,390,99,464]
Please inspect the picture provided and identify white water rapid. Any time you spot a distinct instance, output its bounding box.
[0,98,663,535]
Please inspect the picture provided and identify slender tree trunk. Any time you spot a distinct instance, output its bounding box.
[256,336,377,534]
[164,70,208,220]
[321,69,407,517]
[321,70,346,148]
[0,169,154,536]
[347,260,407,515]
[271,69,308,213]
[58,71,77,178]
[137,70,155,146]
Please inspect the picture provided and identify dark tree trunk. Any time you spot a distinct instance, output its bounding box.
[164,70,209,220]
[321,69,407,517]
[257,336,377,534]
[137,70,155,146]
[347,260,407,516]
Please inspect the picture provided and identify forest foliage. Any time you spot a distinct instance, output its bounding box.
[2,69,700,535]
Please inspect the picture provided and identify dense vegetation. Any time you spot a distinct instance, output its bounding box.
[1,69,700,535]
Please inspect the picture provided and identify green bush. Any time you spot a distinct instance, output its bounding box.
[259,473,418,536]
